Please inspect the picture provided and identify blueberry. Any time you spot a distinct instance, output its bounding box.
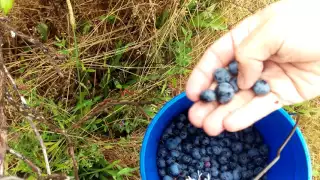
[176,122,184,130]
[176,145,182,152]
[214,68,232,83]
[169,163,180,176]
[200,89,217,102]
[228,60,238,75]
[244,133,255,144]
[165,156,175,165]
[232,169,241,180]
[201,156,210,162]
[202,137,210,146]
[191,148,201,160]
[243,143,252,151]
[206,147,213,155]
[199,148,206,156]
[247,163,255,170]
[191,159,198,165]
[163,175,173,180]
[254,157,265,166]
[165,138,180,150]
[180,170,188,177]
[211,160,220,168]
[179,130,188,139]
[220,171,234,180]
[231,142,243,153]
[173,129,180,136]
[242,170,253,179]
[190,172,198,179]
[182,155,192,164]
[211,167,219,177]
[230,154,239,163]
[194,136,201,146]
[220,165,229,171]
[218,156,229,165]
[157,158,166,168]
[212,145,222,155]
[180,164,188,170]
[188,166,196,173]
[177,113,187,122]
[187,125,197,134]
[204,161,211,168]
[248,148,259,158]
[229,162,238,169]
[170,150,180,159]
[158,168,166,177]
[196,161,205,170]
[230,77,239,92]
[216,82,235,104]
[253,79,270,96]
[202,172,210,179]
[221,138,232,147]
[259,144,269,156]
[221,148,232,158]
[158,148,168,158]
[183,143,193,154]
[239,153,249,165]
[243,126,253,133]
[254,167,264,175]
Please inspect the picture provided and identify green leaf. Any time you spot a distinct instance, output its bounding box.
[156,9,169,29]
[116,167,137,176]
[37,23,49,41]
[82,21,92,35]
[0,0,14,15]
[190,7,228,30]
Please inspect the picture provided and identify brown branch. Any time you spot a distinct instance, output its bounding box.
[7,147,42,176]
[66,137,79,180]
[0,35,7,177]
[0,22,65,78]
[70,99,153,129]
[38,174,69,180]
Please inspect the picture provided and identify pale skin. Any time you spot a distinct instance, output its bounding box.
[186,0,320,136]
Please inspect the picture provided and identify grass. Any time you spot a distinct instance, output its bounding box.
[0,0,319,179]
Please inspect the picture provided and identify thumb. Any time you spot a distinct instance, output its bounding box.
[235,7,286,90]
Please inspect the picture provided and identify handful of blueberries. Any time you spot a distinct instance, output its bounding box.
[200,60,271,104]
[157,112,269,180]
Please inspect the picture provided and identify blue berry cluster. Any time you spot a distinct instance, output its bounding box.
[200,60,271,104]
[157,112,269,180]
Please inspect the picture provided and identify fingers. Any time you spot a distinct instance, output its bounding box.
[223,93,282,132]
[188,83,218,128]
[186,33,235,101]
[236,8,286,90]
[202,90,255,136]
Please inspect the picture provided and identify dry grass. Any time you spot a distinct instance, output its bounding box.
[1,0,319,179]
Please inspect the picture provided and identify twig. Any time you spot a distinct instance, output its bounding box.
[0,176,24,180]
[70,99,153,129]
[0,22,64,78]
[66,137,79,180]
[7,147,42,176]
[39,174,70,180]
[1,68,51,174]
[0,35,7,177]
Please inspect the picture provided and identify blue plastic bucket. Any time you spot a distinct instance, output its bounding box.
[140,92,312,180]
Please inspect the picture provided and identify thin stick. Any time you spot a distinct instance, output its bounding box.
[66,137,79,180]
[2,70,51,175]
[0,35,7,177]
[7,147,42,176]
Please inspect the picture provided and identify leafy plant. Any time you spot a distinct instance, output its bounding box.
[37,23,49,42]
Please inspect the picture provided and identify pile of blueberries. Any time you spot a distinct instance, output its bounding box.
[156,112,269,180]
[199,60,271,104]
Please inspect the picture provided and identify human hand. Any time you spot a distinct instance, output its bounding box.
[186,0,320,136]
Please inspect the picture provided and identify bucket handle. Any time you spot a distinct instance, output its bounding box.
[253,113,300,180]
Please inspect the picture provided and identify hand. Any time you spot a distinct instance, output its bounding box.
[185,0,320,136]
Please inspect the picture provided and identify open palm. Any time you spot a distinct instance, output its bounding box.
[185,0,320,136]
